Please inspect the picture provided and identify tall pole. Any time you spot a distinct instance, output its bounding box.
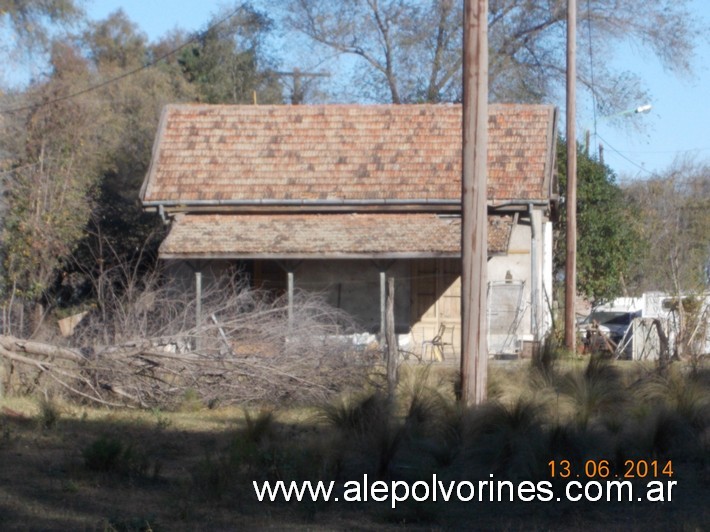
[564,0,577,352]
[273,70,330,104]
[460,0,488,406]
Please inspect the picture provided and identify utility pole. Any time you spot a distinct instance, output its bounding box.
[273,69,330,104]
[564,0,578,352]
[460,0,488,406]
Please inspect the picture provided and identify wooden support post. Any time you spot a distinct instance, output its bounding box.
[380,271,386,342]
[195,271,202,351]
[386,277,398,400]
[461,0,489,406]
[529,205,539,341]
[287,270,294,329]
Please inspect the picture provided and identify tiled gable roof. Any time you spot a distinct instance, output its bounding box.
[141,104,556,206]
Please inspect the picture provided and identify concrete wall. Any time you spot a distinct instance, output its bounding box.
[292,260,411,334]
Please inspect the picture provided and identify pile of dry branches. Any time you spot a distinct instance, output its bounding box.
[0,276,376,408]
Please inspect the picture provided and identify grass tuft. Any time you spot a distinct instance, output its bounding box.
[37,395,61,430]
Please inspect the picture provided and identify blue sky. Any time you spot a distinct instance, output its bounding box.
[84,0,710,181]
[594,0,710,180]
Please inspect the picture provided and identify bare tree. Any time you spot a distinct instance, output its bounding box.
[0,0,82,71]
[623,158,710,361]
[285,0,703,108]
[623,159,710,295]
[286,0,462,103]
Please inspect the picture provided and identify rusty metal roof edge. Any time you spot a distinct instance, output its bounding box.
[144,198,461,207]
[159,251,462,261]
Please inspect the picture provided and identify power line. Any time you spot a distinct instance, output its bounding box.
[0,5,246,115]
[609,146,710,155]
[586,0,598,144]
[596,133,664,178]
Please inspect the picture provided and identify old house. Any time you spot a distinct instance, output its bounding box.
[140,103,558,361]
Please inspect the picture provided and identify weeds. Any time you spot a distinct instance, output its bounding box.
[460,397,548,479]
[83,436,125,472]
[558,355,625,429]
[189,408,283,500]
[37,395,61,430]
[151,409,172,431]
[82,435,151,479]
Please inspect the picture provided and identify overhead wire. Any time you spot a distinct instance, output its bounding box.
[596,133,664,179]
[0,4,246,115]
[586,0,598,146]
[582,1,676,177]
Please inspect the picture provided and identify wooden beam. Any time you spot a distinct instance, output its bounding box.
[158,204,462,216]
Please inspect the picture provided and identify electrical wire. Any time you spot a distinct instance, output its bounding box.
[0,5,246,115]
[596,133,664,179]
[586,0,598,144]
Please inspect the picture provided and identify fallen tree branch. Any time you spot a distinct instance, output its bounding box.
[0,335,85,363]
[0,286,374,407]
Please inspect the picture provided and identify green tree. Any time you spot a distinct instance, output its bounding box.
[1,41,105,305]
[64,11,197,308]
[1,9,198,321]
[555,139,641,304]
[178,3,283,104]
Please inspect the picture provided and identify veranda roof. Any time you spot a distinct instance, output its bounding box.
[159,213,514,260]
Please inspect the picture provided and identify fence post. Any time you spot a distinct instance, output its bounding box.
[386,277,398,400]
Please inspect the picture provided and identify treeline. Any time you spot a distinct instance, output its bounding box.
[0,4,283,333]
[556,145,710,305]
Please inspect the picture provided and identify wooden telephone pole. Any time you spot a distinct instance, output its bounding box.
[564,0,578,352]
[460,0,488,406]
[273,69,330,104]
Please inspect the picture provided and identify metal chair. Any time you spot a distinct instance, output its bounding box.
[421,323,453,361]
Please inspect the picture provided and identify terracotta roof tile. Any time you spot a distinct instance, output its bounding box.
[141,104,556,205]
[159,213,513,259]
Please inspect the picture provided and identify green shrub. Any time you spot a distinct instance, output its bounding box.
[83,436,124,472]
[82,435,150,478]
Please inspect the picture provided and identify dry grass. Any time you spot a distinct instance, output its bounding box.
[1,356,708,530]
